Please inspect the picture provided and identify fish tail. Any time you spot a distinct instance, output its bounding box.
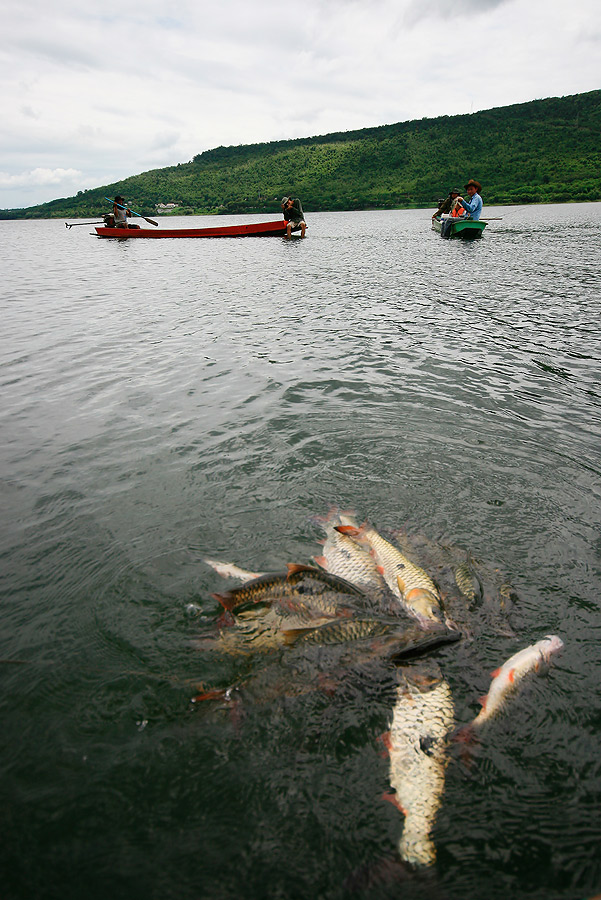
[212,591,235,612]
[335,524,362,537]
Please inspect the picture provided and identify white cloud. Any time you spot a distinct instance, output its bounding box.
[0,167,83,188]
[1,0,600,207]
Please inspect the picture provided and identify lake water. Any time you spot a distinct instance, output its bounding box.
[1,205,600,900]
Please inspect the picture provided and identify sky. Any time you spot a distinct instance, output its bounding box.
[1,0,600,209]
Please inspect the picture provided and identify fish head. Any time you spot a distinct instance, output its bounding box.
[402,586,445,628]
[542,634,565,656]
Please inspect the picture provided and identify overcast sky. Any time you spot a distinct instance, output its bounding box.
[1,0,600,209]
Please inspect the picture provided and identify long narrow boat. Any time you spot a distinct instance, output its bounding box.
[94,219,293,239]
[432,215,487,238]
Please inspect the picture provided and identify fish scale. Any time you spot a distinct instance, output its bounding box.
[335,524,446,627]
[386,665,455,868]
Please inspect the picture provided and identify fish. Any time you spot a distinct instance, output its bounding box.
[335,524,446,628]
[282,617,391,646]
[283,618,461,658]
[313,511,393,610]
[382,662,455,868]
[452,560,481,602]
[212,563,365,612]
[195,605,338,655]
[470,634,564,728]
[204,559,264,581]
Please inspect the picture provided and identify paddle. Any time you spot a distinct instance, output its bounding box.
[65,221,104,228]
[105,198,158,227]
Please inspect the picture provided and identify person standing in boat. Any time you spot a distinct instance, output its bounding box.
[432,188,461,220]
[456,180,483,220]
[281,196,306,238]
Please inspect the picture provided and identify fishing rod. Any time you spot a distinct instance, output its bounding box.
[65,221,104,229]
[104,197,158,227]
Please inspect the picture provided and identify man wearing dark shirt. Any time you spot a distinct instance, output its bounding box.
[281,196,307,238]
[432,188,460,221]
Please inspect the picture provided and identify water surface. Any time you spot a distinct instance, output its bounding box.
[1,205,600,900]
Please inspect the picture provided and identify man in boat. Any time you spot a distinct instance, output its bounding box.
[281,196,306,238]
[432,188,461,221]
[110,196,139,229]
[455,180,483,220]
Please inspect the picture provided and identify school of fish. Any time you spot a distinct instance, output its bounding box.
[197,507,564,872]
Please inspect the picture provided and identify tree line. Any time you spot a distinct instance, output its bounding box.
[2,89,600,219]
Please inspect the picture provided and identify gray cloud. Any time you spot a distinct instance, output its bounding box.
[1,0,599,207]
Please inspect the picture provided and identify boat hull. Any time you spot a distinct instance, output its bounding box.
[432,216,487,238]
[94,220,291,239]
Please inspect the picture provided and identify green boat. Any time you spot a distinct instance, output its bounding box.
[432,215,487,238]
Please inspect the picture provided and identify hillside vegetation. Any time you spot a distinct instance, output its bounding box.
[3,89,600,219]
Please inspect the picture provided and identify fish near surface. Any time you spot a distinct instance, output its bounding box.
[335,524,446,629]
[314,511,391,606]
[383,663,455,868]
[470,634,564,729]
[204,559,264,581]
[195,604,338,656]
[213,564,365,612]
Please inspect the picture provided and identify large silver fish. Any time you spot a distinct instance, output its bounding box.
[335,523,446,629]
[315,512,395,612]
[383,663,455,868]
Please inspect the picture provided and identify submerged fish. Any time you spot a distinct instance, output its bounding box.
[453,560,481,603]
[212,563,365,612]
[335,524,445,628]
[204,559,264,581]
[195,604,337,655]
[383,663,455,868]
[470,634,564,728]
[284,619,461,658]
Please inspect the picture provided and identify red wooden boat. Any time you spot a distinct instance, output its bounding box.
[94,220,291,239]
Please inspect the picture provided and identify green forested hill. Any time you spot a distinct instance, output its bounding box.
[3,89,600,219]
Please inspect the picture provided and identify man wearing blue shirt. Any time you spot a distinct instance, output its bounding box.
[457,179,483,220]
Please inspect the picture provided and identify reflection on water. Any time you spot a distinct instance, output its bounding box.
[1,205,601,900]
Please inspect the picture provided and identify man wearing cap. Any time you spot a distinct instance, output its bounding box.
[432,188,461,220]
[456,180,483,220]
[281,196,306,238]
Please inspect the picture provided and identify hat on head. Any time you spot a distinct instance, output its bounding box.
[464,179,482,193]
[281,196,290,204]
[450,188,460,195]
[115,195,124,202]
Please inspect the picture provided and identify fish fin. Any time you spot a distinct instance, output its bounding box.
[215,610,235,628]
[396,574,407,593]
[453,724,477,744]
[382,792,406,815]
[286,563,314,577]
[334,525,361,536]
[212,592,235,612]
[376,564,385,574]
[478,695,488,708]
[508,668,516,683]
[313,555,328,569]
[192,688,229,703]
[281,626,313,646]
[490,667,502,678]
[378,731,394,754]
